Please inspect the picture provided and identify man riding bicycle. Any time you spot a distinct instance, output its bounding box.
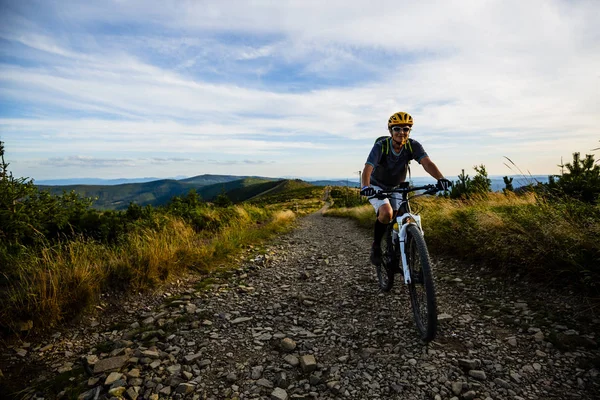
[360,111,452,265]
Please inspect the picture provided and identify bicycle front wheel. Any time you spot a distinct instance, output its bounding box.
[405,224,437,342]
[376,223,395,292]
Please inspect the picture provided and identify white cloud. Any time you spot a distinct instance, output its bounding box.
[1,0,599,180]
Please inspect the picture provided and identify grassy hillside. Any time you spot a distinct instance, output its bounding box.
[37,175,279,210]
[179,174,267,185]
[248,180,325,215]
[196,177,276,202]
[37,179,188,210]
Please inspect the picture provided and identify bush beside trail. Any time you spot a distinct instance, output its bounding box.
[0,142,323,335]
[326,193,600,293]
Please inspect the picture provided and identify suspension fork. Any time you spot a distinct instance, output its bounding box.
[398,212,423,284]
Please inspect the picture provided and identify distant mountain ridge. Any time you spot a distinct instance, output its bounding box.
[36,174,550,190]
[35,174,246,186]
[37,175,279,210]
[35,174,551,211]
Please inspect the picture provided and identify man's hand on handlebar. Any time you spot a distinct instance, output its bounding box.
[360,186,376,197]
[436,178,452,191]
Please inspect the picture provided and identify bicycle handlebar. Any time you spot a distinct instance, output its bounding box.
[367,184,440,200]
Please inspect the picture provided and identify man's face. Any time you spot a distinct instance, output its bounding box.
[390,125,411,145]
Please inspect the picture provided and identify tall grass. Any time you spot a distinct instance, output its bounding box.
[325,193,600,292]
[0,206,296,334]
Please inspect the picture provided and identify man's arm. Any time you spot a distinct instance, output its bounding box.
[420,157,445,180]
[362,164,374,187]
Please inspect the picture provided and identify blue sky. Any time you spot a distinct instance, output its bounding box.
[1,0,599,181]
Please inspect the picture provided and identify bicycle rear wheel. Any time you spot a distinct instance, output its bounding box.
[405,224,437,342]
[376,224,395,292]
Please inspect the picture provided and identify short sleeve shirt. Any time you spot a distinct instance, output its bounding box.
[366,138,428,190]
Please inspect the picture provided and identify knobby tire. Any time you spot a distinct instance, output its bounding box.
[406,224,437,342]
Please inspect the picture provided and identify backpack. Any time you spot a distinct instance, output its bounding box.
[374,136,414,180]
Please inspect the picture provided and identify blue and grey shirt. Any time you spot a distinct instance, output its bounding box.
[366,137,428,190]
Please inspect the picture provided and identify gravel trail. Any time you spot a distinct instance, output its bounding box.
[4,211,599,399]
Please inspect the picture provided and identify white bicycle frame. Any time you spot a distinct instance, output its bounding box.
[394,201,425,285]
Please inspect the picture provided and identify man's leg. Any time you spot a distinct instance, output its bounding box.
[371,203,393,265]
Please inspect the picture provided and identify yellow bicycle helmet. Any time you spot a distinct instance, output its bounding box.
[388,111,414,128]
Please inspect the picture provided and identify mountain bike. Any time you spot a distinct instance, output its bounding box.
[369,182,444,342]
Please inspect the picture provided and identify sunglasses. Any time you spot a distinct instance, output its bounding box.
[391,126,411,133]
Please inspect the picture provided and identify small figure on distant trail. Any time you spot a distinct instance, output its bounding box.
[360,111,452,265]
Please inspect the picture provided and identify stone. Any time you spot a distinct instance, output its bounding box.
[438,313,453,322]
[510,372,522,383]
[299,355,317,373]
[127,368,140,378]
[507,337,518,347]
[167,364,181,375]
[226,372,237,382]
[186,303,197,314]
[284,355,299,367]
[125,387,138,400]
[534,331,545,342]
[93,355,129,373]
[105,372,123,385]
[271,387,288,400]
[280,338,297,352]
[275,371,289,388]
[159,386,171,395]
[257,378,274,388]
[231,317,252,324]
[326,380,341,393]
[468,370,486,380]
[463,390,477,400]
[458,359,480,370]
[176,383,196,394]
[251,365,264,379]
[452,381,463,395]
[494,378,511,389]
[184,353,202,363]
[108,387,126,397]
[78,388,101,400]
[142,350,160,358]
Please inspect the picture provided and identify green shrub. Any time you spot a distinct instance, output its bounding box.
[329,187,368,208]
[546,152,600,204]
[450,165,492,199]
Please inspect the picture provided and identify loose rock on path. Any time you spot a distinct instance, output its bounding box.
[2,210,599,399]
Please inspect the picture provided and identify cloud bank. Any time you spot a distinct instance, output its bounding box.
[1,0,599,180]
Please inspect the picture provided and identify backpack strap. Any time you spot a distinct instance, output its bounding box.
[406,139,414,181]
[374,136,390,155]
[373,136,415,182]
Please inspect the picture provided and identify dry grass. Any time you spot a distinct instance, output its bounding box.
[1,206,297,334]
[325,192,600,293]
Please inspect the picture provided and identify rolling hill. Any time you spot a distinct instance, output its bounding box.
[36,175,301,210]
